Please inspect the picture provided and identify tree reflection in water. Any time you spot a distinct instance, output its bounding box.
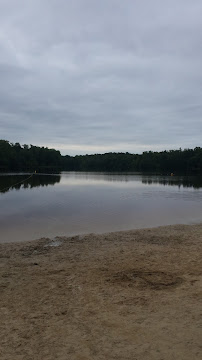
[142,176,202,189]
[0,174,61,194]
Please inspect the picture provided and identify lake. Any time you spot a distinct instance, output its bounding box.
[0,172,202,243]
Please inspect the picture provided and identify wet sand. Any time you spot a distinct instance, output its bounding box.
[0,223,202,360]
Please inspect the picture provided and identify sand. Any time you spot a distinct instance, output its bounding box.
[0,223,202,360]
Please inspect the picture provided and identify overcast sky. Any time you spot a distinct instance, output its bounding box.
[0,0,202,155]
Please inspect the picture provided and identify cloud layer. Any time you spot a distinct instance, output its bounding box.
[0,0,202,154]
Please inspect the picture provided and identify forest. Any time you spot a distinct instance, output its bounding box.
[0,139,202,174]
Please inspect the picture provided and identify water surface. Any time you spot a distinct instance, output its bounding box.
[0,172,202,243]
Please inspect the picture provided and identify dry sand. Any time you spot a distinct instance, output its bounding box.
[0,223,202,360]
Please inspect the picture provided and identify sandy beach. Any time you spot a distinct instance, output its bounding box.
[0,223,202,360]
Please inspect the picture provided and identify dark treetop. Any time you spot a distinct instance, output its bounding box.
[0,140,202,174]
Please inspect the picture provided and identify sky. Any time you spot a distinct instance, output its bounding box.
[0,0,202,155]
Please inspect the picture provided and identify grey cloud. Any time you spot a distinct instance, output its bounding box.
[0,0,202,154]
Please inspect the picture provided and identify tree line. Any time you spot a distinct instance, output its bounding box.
[0,140,202,174]
[0,140,62,172]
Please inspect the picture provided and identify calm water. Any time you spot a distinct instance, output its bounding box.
[0,172,202,243]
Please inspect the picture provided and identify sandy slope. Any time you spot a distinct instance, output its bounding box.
[0,224,202,360]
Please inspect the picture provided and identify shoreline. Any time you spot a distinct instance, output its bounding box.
[0,223,202,359]
[1,219,202,245]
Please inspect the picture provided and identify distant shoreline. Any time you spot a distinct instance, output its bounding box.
[1,140,202,174]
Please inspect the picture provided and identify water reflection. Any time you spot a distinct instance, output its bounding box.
[62,172,202,188]
[0,174,61,194]
[142,176,202,189]
[61,171,143,183]
[1,172,202,243]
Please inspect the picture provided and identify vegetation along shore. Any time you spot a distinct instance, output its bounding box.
[0,139,202,173]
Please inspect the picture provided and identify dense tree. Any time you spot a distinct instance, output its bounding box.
[0,140,62,172]
[0,139,202,174]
